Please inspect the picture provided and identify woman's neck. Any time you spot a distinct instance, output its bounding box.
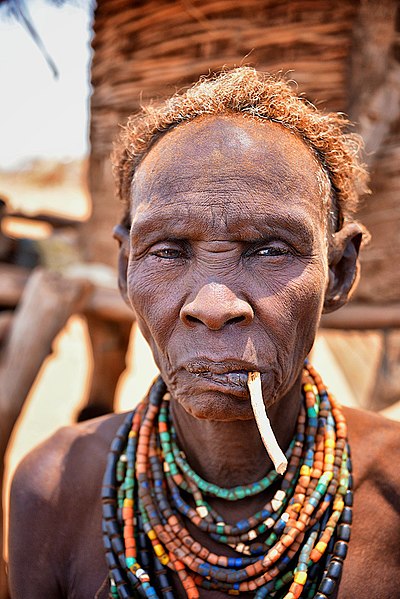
[170,379,303,489]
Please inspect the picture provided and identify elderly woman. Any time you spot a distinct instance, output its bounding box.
[8,68,400,599]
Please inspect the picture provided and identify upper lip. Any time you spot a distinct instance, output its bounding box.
[184,359,261,375]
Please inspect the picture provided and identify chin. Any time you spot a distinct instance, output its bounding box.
[174,391,255,421]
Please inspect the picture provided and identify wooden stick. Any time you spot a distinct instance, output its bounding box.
[0,263,134,323]
[247,372,288,475]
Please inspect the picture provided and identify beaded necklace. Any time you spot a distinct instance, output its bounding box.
[102,361,352,599]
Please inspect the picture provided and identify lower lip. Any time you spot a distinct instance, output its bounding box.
[191,372,249,398]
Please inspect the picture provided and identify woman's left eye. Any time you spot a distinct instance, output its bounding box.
[256,245,291,257]
[151,248,182,259]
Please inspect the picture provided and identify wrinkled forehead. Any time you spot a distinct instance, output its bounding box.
[130,113,330,221]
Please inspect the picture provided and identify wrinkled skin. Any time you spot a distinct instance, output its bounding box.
[118,114,361,486]
[8,114,400,599]
[126,115,328,423]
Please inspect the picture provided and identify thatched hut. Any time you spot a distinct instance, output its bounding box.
[84,0,400,414]
[87,0,400,305]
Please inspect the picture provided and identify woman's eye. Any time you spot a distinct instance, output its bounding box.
[150,247,182,259]
[256,245,290,257]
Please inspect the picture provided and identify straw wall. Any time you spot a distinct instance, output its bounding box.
[86,0,400,306]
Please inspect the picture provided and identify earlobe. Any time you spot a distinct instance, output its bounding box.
[323,222,363,314]
[113,224,130,306]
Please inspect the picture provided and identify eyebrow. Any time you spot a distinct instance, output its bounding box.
[130,205,316,248]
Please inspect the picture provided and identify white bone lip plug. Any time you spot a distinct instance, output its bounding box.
[247,371,288,475]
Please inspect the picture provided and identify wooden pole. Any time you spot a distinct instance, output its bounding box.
[1,264,399,331]
[320,303,400,330]
[77,313,132,420]
[0,263,133,322]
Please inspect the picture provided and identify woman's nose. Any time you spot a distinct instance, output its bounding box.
[180,282,254,330]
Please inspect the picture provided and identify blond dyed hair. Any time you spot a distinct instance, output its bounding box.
[113,67,368,230]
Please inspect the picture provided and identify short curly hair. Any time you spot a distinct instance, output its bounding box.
[113,67,368,231]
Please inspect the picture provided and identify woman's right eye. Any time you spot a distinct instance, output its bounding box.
[149,247,183,259]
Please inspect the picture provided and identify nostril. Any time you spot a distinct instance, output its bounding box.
[228,315,246,325]
[185,314,201,325]
[181,312,250,329]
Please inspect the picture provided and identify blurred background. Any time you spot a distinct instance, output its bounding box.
[0,0,399,595]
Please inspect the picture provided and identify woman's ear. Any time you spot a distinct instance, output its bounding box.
[113,223,130,306]
[323,222,364,314]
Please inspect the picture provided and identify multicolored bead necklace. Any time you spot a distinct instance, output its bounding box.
[102,361,353,598]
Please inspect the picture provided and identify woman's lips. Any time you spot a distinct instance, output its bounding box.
[187,370,251,398]
[183,360,261,397]
[194,370,249,389]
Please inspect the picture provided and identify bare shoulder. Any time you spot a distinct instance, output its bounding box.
[344,405,400,493]
[8,411,130,598]
[10,411,128,503]
[338,407,400,597]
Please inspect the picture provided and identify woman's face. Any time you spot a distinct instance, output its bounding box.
[125,113,330,421]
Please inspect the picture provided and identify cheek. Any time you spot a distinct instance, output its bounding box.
[253,265,326,402]
[290,276,325,352]
[288,266,327,315]
[126,262,182,351]
[255,261,327,346]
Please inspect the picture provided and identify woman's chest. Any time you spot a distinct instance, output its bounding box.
[66,482,400,599]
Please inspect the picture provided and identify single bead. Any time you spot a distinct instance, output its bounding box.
[341,507,352,524]
[338,524,351,542]
[318,576,336,596]
[327,559,343,580]
[334,541,348,560]
[344,490,353,506]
